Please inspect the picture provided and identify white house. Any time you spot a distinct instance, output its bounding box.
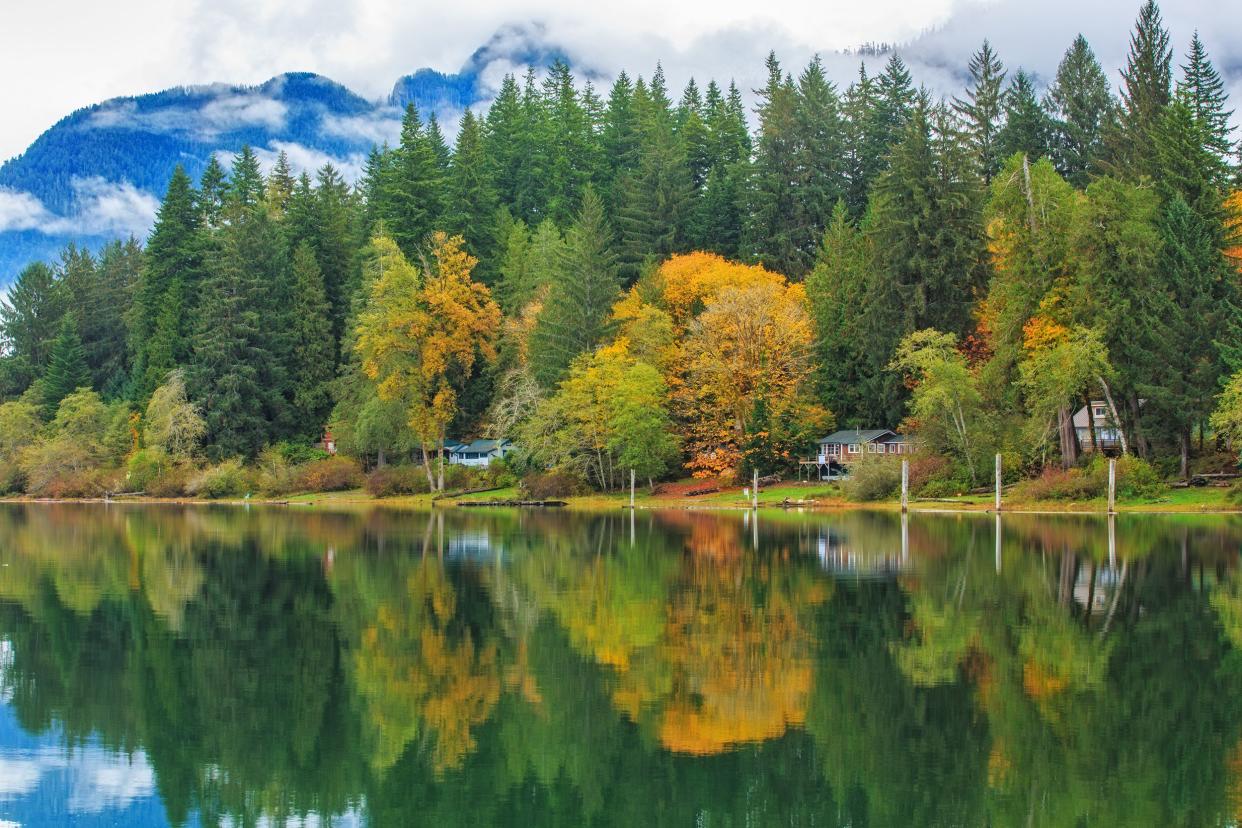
[447,439,516,468]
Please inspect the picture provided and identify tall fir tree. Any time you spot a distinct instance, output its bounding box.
[132,165,201,400]
[288,242,336,439]
[530,189,621,387]
[1045,35,1115,187]
[0,261,64,389]
[746,53,802,275]
[446,110,500,279]
[1105,0,1173,181]
[382,104,447,256]
[995,70,1054,163]
[1177,32,1235,165]
[953,40,1007,183]
[42,314,92,416]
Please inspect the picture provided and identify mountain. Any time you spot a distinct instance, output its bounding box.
[0,25,576,282]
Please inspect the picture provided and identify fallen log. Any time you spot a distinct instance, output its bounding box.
[457,499,567,507]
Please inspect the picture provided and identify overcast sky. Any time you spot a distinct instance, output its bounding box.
[1,0,1238,161]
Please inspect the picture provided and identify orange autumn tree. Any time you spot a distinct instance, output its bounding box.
[1227,189,1242,272]
[615,252,827,480]
[356,232,501,491]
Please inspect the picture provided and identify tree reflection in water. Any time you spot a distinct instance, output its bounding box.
[1,503,1241,826]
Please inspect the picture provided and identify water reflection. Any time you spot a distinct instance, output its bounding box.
[0,504,1240,825]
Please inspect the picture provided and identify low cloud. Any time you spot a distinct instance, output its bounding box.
[85,90,288,139]
[220,141,369,184]
[0,187,52,232]
[0,179,158,238]
[321,110,402,146]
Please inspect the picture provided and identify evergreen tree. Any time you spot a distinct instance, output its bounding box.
[746,53,802,274]
[678,78,711,191]
[842,64,883,216]
[530,189,621,387]
[953,40,1007,183]
[198,155,227,228]
[792,56,847,273]
[189,198,293,457]
[1045,35,1115,187]
[226,145,266,211]
[382,104,447,255]
[485,74,531,211]
[538,61,597,223]
[866,102,990,422]
[264,150,295,215]
[601,71,640,211]
[313,165,358,351]
[42,314,91,416]
[131,166,201,399]
[446,110,500,277]
[1177,32,1235,164]
[1105,0,1173,180]
[617,80,693,282]
[0,261,64,387]
[995,70,1054,163]
[289,242,335,439]
[90,239,142,396]
[806,201,876,423]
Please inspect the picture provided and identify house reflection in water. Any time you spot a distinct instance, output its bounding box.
[814,526,910,577]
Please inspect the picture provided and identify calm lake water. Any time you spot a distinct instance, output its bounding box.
[1,504,1241,826]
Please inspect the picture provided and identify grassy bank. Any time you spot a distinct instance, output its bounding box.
[274,479,1242,515]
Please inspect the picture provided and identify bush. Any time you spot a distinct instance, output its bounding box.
[1011,455,1165,502]
[188,459,251,499]
[365,464,430,498]
[126,448,171,492]
[520,471,583,500]
[148,469,190,498]
[275,441,331,465]
[839,455,903,502]
[0,462,23,495]
[293,456,362,493]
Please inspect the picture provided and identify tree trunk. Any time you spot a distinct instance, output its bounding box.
[1179,430,1190,481]
[1097,378,1128,456]
[437,434,446,492]
[1127,393,1148,458]
[420,445,435,492]
[376,447,387,469]
[1084,395,1099,455]
[1058,406,1079,469]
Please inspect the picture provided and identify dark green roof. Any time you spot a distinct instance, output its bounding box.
[819,429,896,445]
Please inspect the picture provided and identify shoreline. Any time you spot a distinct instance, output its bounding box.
[4,487,1242,516]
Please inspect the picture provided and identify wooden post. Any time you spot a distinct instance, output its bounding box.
[752,469,759,510]
[630,469,635,509]
[900,460,909,513]
[995,453,1002,512]
[1108,458,1117,514]
[1108,513,1117,569]
[995,513,1002,573]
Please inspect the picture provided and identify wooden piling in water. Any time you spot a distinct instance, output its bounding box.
[995,453,1002,512]
[1108,458,1117,514]
[901,460,909,513]
[630,469,635,509]
[752,469,759,510]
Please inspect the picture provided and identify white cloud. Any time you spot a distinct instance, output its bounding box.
[321,110,402,147]
[85,92,288,139]
[0,745,155,814]
[0,180,158,239]
[1,0,1239,161]
[0,188,52,233]
[221,141,369,184]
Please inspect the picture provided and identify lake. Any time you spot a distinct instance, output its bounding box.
[1,503,1241,826]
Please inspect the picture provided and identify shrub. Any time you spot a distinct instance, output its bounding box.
[839,455,903,502]
[126,448,171,492]
[0,461,23,495]
[148,469,190,498]
[255,446,296,495]
[293,456,363,493]
[365,465,430,498]
[188,459,251,499]
[520,471,583,499]
[33,469,111,499]
[275,441,331,465]
[1011,455,1165,502]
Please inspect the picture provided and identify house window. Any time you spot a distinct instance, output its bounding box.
[866,443,876,453]
[826,444,839,456]
[847,444,859,454]
[1094,406,1107,418]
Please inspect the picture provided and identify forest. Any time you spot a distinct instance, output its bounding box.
[0,0,1239,499]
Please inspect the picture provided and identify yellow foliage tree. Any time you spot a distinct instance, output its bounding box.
[356,233,501,490]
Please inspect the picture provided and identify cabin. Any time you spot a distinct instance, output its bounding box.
[318,428,337,455]
[1073,401,1124,454]
[447,439,516,468]
[800,429,913,480]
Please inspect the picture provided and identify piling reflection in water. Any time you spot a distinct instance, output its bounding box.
[1,503,1241,826]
